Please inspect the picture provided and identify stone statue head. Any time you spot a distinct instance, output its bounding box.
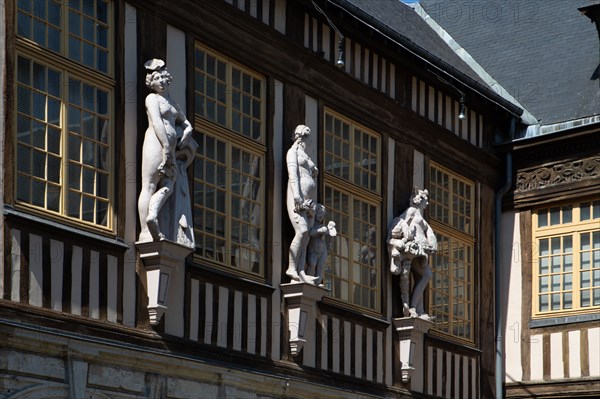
[144,58,172,89]
[411,188,429,206]
[293,125,311,141]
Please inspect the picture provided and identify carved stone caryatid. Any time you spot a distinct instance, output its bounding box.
[138,58,197,249]
[136,59,197,326]
[387,188,437,319]
[285,125,336,286]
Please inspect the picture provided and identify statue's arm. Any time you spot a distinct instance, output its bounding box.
[425,222,438,250]
[175,104,193,147]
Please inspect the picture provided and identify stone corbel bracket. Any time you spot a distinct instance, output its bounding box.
[393,317,433,387]
[136,240,193,325]
[280,283,328,357]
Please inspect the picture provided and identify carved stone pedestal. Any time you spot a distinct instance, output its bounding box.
[136,240,192,325]
[393,317,433,388]
[280,283,328,358]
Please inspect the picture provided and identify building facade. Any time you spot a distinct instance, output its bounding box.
[1,1,524,398]
[418,0,600,397]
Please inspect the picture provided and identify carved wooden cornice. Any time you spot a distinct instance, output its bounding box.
[515,155,600,193]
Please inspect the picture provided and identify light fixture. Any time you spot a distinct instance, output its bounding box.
[458,95,466,120]
[336,39,345,68]
[434,73,467,121]
[312,0,345,68]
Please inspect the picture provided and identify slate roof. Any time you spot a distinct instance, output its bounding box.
[419,0,600,125]
[330,0,522,115]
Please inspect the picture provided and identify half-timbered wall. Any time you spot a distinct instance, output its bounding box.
[315,310,388,384]
[223,0,287,34]
[504,210,600,390]
[303,12,398,100]
[2,214,133,326]
[425,338,480,399]
[186,270,273,358]
[411,76,484,148]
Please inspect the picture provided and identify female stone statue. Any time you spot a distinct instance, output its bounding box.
[138,59,196,248]
[286,125,319,284]
[387,188,437,319]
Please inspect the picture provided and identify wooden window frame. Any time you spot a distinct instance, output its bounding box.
[193,43,267,280]
[322,109,382,314]
[428,162,475,343]
[532,200,600,319]
[14,0,115,233]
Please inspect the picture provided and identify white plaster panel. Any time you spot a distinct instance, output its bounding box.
[166,25,186,116]
[217,286,229,347]
[106,254,118,323]
[28,233,43,307]
[71,246,83,315]
[204,283,214,345]
[568,330,582,378]
[274,0,286,34]
[89,250,100,319]
[50,239,63,311]
[271,79,284,362]
[11,229,21,302]
[413,150,425,190]
[504,211,523,382]
[588,327,600,376]
[123,2,138,328]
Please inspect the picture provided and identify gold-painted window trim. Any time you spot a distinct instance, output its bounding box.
[322,108,382,313]
[14,0,115,233]
[532,200,600,318]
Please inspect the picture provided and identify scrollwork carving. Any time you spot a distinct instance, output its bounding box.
[515,156,600,192]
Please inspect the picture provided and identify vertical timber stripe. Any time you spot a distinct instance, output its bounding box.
[410,76,485,147]
[581,328,590,377]
[302,14,398,99]
[223,0,284,31]
[184,278,271,358]
[3,230,126,326]
[425,346,479,399]
[332,317,340,373]
[190,279,199,341]
[588,327,600,376]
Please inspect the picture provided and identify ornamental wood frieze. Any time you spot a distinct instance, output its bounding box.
[515,156,600,192]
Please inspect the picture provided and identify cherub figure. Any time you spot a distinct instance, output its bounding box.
[305,204,337,286]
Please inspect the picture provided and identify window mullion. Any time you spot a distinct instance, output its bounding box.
[574,231,581,310]
[225,141,232,266]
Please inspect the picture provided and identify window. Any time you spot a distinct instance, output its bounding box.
[323,110,381,312]
[532,201,600,317]
[15,0,114,229]
[428,163,475,342]
[193,44,266,277]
